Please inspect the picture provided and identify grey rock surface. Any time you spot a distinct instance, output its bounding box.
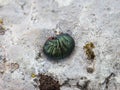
[0,0,120,90]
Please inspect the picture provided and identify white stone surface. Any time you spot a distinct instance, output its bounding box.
[0,0,120,90]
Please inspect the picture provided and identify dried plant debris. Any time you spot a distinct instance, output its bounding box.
[33,75,91,90]
[0,18,6,35]
[101,73,115,89]
[83,42,96,73]
[0,19,3,24]
[83,42,95,60]
[33,74,60,90]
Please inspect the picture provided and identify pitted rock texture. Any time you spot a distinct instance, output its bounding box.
[0,0,120,90]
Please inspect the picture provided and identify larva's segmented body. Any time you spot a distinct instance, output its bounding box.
[43,33,75,60]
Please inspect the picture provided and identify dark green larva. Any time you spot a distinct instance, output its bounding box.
[43,33,75,60]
